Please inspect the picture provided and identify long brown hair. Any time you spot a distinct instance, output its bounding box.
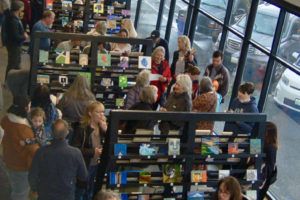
[213,176,242,200]
[264,121,279,150]
[63,75,95,101]
[81,101,104,129]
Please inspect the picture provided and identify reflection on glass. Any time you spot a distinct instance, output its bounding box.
[199,0,228,22]
[264,62,300,200]
[277,13,300,66]
[229,0,251,33]
[241,45,267,100]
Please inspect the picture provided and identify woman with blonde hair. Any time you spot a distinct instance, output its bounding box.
[58,74,95,123]
[121,18,137,38]
[87,21,107,36]
[124,69,151,109]
[72,101,107,200]
[150,46,171,109]
[168,35,197,96]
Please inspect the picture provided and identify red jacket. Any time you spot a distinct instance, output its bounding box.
[150,60,171,102]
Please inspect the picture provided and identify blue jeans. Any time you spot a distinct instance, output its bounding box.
[75,165,98,200]
[6,169,30,200]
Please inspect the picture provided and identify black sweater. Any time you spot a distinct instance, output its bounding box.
[4,12,26,46]
[263,145,277,179]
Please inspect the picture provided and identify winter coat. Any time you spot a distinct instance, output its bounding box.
[124,86,142,110]
[193,91,217,131]
[159,92,192,134]
[71,125,105,167]
[150,60,171,102]
[1,113,39,171]
[3,12,26,46]
[170,50,197,78]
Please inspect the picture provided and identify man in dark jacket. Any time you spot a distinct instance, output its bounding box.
[204,50,230,100]
[3,0,28,81]
[29,119,88,200]
[142,30,170,61]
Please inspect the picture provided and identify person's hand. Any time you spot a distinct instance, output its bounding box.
[99,116,107,132]
[19,140,25,146]
[159,76,166,82]
[160,107,167,112]
[95,147,103,155]
[225,109,234,113]
[24,32,29,39]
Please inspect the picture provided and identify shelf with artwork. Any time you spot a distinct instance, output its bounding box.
[30,32,152,110]
[94,111,267,200]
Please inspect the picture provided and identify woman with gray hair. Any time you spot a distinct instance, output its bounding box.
[150,46,171,109]
[159,74,192,134]
[193,76,217,132]
[123,85,158,134]
[124,69,151,109]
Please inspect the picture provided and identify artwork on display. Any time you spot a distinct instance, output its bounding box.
[93,2,104,14]
[139,172,151,184]
[97,53,111,66]
[168,138,180,156]
[250,139,261,154]
[78,72,91,84]
[191,170,207,183]
[37,74,50,85]
[107,20,117,29]
[46,0,53,10]
[121,9,130,17]
[39,50,49,63]
[116,98,125,108]
[218,170,230,180]
[201,137,219,155]
[62,1,72,10]
[62,17,69,27]
[114,144,127,156]
[228,143,239,154]
[79,54,88,66]
[139,144,157,156]
[162,164,182,183]
[107,6,114,15]
[119,76,128,88]
[247,169,258,181]
[138,56,151,69]
[55,50,70,64]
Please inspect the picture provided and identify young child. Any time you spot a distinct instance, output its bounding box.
[212,80,222,112]
[20,107,47,147]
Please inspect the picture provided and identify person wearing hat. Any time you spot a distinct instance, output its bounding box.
[3,0,28,81]
[142,30,170,61]
[1,95,39,200]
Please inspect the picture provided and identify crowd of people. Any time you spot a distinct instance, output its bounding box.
[0,1,278,200]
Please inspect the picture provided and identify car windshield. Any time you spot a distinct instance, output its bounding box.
[237,12,277,35]
[201,0,227,10]
[295,59,300,69]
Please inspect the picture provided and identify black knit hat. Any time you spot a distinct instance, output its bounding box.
[11,0,24,11]
[151,30,160,39]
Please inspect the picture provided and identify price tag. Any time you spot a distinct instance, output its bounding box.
[118,155,121,159]
[170,183,174,186]
[117,184,120,188]
[147,156,151,159]
[81,65,84,68]
[61,64,64,67]
[43,62,46,65]
[173,155,176,159]
[208,155,211,158]
[232,154,235,158]
[144,184,147,187]
[255,154,258,158]
[195,182,198,186]
[252,181,255,184]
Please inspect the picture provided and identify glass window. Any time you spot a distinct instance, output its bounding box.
[250,2,280,49]
[193,12,223,69]
[241,45,267,100]
[277,13,300,67]
[135,0,160,38]
[130,0,137,22]
[229,0,251,34]
[199,0,228,22]
[264,61,300,200]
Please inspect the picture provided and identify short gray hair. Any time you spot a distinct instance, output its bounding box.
[200,76,213,93]
[139,85,158,105]
[51,119,69,140]
[151,46,165,60]
[176,74,192,95]
[136,70,151,87]
[94,190,121,200]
